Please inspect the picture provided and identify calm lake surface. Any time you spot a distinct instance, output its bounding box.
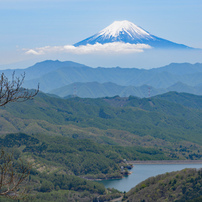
[99,164,202,192]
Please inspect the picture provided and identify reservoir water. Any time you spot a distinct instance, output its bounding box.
[99,164,202,192]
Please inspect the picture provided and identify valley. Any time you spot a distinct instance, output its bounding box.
[0,61,202,201]
[1,1,202,201]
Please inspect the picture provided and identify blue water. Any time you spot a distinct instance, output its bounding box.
[99,164,202,192]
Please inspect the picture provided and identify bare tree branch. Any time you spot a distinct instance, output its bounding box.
[0,72,39,106]
[0,72,38,199]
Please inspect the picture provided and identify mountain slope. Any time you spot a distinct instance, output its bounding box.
[21,61,202,92]
[0,60,90,80]
[1,60,202,95]
[153,62,202,75]
[125,168,202,202]
[167,82,196,94]
[154,92,202,109]
[49,82,165,98]
[0,91,202,162]
[49,81,202,99]
[2,91,202,145]
[74,20,191,49]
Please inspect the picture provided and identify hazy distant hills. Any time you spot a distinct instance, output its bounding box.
[50,81,202,98]
[152,62,202,75]
[1,60,202,97]
[50,82,164,98]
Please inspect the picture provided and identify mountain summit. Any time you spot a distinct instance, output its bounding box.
[74,20,191,49]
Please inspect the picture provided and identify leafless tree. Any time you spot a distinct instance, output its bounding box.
[0,71,38,199]
[0,72,39,106]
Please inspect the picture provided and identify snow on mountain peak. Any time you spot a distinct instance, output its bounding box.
[74,20,191,49]
[97,20,153,40]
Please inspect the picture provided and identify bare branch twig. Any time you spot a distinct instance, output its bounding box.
[0,72,39,106]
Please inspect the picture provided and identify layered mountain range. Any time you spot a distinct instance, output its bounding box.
[50,81,202,99]
[1,60,202,98]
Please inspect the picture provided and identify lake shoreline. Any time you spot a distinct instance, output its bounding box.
[82,172,132,181]
[84,161,202,181]
[128,160,202,165]
[100,163,202,192]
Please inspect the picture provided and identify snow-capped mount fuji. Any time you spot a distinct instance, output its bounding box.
[74,20,191,49]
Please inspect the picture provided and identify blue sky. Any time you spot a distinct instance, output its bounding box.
[0,0,202,69]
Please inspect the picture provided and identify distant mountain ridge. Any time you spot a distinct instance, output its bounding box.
[50,82,163,98]
[74,20,192,49]
[152,62,202,75]
[50,81,202,98]
[1,60,202,97]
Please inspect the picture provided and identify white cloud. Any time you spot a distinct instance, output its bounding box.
[24,42,151,55]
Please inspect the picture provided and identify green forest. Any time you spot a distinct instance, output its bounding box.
[124,168,202,202]
[0,91,202,201]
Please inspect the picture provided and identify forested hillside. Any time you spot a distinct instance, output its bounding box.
[0,91,202,201]
[0,92,202,161]
[2,92,202,144]
[124,168,202,202]
[0,133,124,201]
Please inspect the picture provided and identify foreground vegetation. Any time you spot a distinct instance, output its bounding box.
[0,92,202,201]
[1,133,124,201]
[1,92,202,159]
[124,168,202,202]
